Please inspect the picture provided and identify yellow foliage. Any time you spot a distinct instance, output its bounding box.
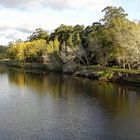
[46,38,60,54]
[8,39,47,62]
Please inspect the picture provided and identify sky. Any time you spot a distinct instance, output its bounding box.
[0,0,140,45]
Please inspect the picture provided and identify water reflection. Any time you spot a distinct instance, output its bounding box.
[0,66,140,139]
[8,70,140,115]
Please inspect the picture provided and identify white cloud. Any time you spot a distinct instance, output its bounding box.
[0,0,113,45]
[0,0,112,11]
[69,0,112,11]
[0,0,44,8]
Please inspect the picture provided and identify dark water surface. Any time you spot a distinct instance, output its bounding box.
[0,66,140,140]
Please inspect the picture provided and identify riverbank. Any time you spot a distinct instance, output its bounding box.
[74,66,140,86]
[1,60,140,86]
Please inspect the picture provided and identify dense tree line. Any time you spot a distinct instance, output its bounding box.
[8,6,140,69]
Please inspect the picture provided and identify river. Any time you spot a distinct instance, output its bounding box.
[0,66,140,140]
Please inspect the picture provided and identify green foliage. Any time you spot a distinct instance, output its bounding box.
[7,6,140,70]
[101,6,128,27]
[43,37,60,64]
[97,70,114,80]
[28,28,48,41]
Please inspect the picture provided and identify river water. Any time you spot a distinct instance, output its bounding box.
[0,66,140,140]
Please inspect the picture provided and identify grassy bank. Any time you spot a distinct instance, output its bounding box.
[1,60,140,86]
[74,66,140,86]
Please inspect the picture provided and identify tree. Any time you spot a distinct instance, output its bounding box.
[101,6,140,69]
[50,24,73,46]
[87,25,114,67]
[8,40,47,62]
[43,37,60,64]
[28,28,48,41]
[114,21,140,69]
[101,6,128,27]
[7,6,140,70]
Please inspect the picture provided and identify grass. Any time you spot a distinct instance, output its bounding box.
[97,70,114,80]
[77,65,102,70]
[78,65,140,74]
[109,68,140,74]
